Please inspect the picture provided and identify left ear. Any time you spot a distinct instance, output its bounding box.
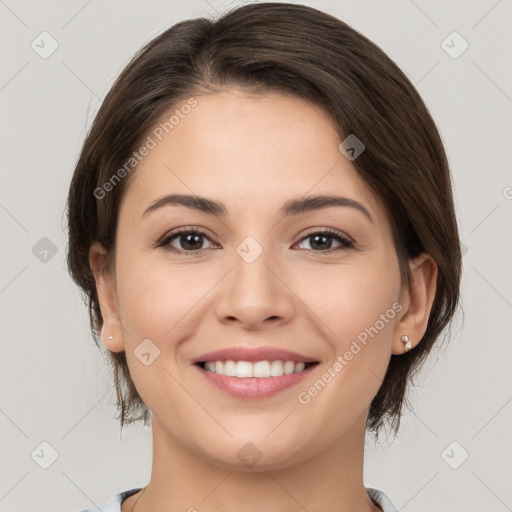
[392,253,438,355]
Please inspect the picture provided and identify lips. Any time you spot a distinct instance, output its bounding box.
[191,346,320,399]
[191,346,318,365]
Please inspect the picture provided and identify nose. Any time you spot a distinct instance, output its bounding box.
[214,244,296,330]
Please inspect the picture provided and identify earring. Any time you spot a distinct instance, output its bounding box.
[107,335,114,340]
[401,335,412,353]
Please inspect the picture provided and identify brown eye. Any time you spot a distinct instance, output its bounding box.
[158,229,216,254]
[296,230,353,252]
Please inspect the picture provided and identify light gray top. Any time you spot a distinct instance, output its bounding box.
[78,486,398,511]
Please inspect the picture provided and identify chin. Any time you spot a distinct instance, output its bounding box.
[199,435,313,473]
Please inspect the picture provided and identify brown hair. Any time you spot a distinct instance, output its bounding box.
[65,2,461,437]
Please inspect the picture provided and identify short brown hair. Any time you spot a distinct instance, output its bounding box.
[65,2,461,437]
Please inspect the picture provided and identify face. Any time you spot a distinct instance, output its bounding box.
[94,89,410,470]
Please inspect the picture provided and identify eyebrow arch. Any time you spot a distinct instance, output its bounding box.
[142,193,373,224]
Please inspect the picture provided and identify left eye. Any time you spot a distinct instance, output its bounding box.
[295,231,353,251]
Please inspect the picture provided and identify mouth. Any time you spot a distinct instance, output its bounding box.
[191,346,320,398]
[193,354,319,398]
[195,360,319,377]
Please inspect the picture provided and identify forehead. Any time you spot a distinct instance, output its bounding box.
[120,89,386,226]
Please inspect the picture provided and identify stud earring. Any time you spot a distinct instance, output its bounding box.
[401,335,412,353]
[107,335,114,340]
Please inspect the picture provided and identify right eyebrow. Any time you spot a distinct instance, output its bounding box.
[142,194,226,218]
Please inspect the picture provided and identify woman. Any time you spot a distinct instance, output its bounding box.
[66,3,461,511]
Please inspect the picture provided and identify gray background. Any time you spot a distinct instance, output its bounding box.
[1,0,511,511]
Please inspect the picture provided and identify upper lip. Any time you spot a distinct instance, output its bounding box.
[192,346,318,364]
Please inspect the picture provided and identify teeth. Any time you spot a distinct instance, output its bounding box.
[236,361,253,378]
[223,360,236,376]
[202,360,311,378]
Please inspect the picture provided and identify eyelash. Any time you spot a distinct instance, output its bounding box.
[155,226,354,255]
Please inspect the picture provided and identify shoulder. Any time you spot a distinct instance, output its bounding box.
[366,487,399,512]
[77,488,143,512]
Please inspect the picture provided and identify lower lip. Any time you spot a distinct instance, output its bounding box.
[194,364,316,399]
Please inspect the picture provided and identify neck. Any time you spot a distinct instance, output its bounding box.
[128,409,379,512]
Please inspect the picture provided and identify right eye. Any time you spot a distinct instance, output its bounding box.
[157,228,218,254]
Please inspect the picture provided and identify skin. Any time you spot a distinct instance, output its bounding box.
[90,89,437,512]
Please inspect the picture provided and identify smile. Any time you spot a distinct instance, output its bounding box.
[194,360,319,399]
[197,360,317,378]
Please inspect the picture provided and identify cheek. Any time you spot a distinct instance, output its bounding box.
[113,258,202,410]
[116,252,209,339]
[301,255,402,416]
[340,270,401,344]
[294,264,401,424]
[293,255,401,346]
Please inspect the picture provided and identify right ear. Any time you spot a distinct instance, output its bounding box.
[89,241,125,352]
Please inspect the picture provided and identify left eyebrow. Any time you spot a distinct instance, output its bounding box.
[142,193,373,224]
[280,195,374,224]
